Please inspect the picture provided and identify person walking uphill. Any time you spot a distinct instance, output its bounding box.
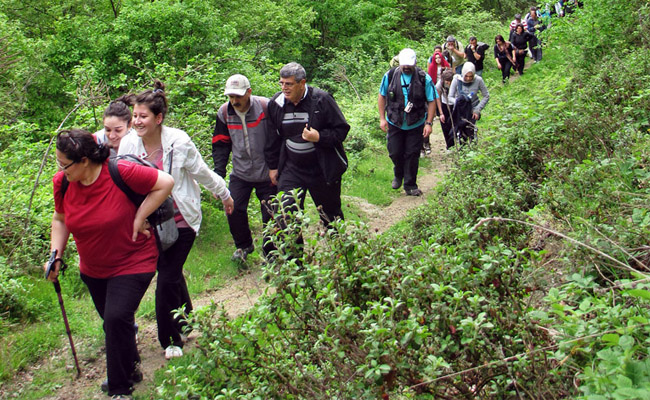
[212,74,277,264]
[265,62,350,238]
[378,48,443,197]
[118,80,234,361]
[47,129,174,399]
[448,62,490,143]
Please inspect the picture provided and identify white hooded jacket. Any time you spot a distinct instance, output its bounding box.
[118,126,230,233]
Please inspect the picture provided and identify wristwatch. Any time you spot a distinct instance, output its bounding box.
[425,121,433,126]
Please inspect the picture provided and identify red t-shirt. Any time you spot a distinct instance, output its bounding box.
[53,160,159,278]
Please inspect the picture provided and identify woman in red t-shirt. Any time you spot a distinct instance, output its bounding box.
[45,129,174,399]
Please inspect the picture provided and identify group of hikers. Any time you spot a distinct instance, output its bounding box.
[44,3,582,399]
[46,62,349,399]
[382,1,580,196]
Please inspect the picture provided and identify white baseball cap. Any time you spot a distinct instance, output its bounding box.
[398,48,417,66]
[224,74,251,96]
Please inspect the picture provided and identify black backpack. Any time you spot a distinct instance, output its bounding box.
[60,154,177,250]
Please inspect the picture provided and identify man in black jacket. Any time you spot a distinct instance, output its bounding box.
[265,62,350,230]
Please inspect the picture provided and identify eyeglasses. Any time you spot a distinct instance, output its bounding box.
[56,159,77,170]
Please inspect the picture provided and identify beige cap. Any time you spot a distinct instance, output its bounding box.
[224,74,250,96]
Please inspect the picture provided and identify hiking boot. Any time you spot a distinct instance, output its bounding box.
[405,188,423,196]
[391,177,402,190]
[165,345,183,360]
[111,396,132,400]
[420,149,426,158]
[231,245,254,263]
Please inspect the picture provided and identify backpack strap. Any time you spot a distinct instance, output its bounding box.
[61,175,69,198]
[387,67,397,87]
[108,156,145,207]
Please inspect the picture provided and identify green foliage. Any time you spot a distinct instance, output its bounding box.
[535,275,650,399]
[2,0,650,398]
[157,210,556,398]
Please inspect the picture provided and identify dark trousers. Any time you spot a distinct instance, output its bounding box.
[440,102,454,149]
[387,123,423,190]
[498,58,513,82]
[515,50,526,75]
[156,227,195,349]
[530,36,543,61]
[81,271,154,396]
[227,174,277,255]
[278,162,343,227]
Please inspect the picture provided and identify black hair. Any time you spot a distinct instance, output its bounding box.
[56,129,110,164]
[103,94,135,124]
[495,34,506,43]
[135,80,168,120]
[469,36,477,42]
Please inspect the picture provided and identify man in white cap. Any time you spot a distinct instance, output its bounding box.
[212,74,277,265]
[378,48,442,196]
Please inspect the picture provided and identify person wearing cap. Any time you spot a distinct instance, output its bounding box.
[265,62,350,242]
[212,74,277,264]
[378,48,443,197]
[442,35,466,74]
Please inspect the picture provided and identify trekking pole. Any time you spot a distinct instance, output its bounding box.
[45,250,82,378]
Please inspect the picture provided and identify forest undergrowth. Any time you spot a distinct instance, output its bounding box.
[1,0,650,399]
[154,2,650,399]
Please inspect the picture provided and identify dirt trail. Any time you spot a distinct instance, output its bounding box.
[4,128,450,400]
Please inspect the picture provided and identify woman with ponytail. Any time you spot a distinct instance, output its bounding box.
[95,95,136,152]
[46,129,174,399]
[118,80,234,360]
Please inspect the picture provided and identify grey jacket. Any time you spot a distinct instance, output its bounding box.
[212,95,272,183]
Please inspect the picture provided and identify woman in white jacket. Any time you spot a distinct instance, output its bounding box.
[119,80,234,360]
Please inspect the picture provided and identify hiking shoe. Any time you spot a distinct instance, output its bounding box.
[423,143,432,155]
[391,177,402,190]
[420,149,426,158]
[405,188,423,196]
[231,245,254,263]
[111,396,132,400]
[165,345,183,360]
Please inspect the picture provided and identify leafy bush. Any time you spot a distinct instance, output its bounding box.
[157,210,558,398]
